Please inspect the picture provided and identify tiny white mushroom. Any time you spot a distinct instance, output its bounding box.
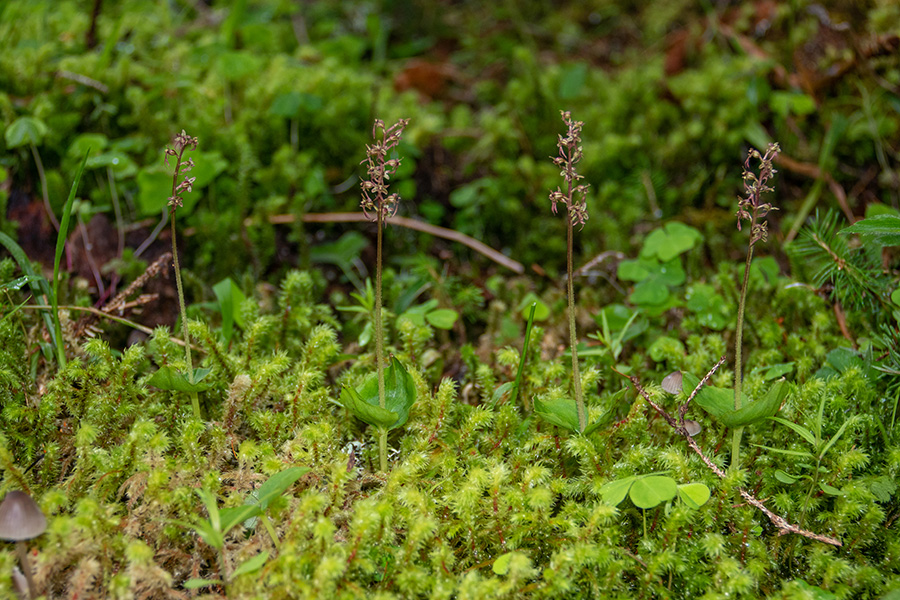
[0,491,47,600]
[661,371,683,395]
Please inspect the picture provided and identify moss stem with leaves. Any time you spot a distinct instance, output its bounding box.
[550,111,590,432]
[361,117,409,471]
[165,130,200,417]
[731,142,780,470]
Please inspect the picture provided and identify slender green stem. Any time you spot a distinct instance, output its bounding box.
[170,210,193,381]
[375,204,387,471]
[567,217,586,432]
[730,245,755,470]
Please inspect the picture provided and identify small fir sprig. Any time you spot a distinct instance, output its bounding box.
[550,110,590,432]
[165,130,201,417]
[360,117,409,471]
[731,142,779,470]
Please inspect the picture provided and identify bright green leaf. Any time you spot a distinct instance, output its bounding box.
[232,552,270,578]
[629,475,677,509]
[774,469,799,484]
[340,385,397,429]
[147,366,213,392]
[183,578,223,589]
[533,394,580,432]
[600,476,637,507]
[841,214,900,247]
[425,308,458,329]
[676,482,711,509]
[5,117,48,148]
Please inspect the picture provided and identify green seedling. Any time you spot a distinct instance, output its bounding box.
[341,356,416,472]
[755,395,854,521]
[587,305,644,366]
[172,489,263,591]
[242,466,310,551]
[398,298,459,331]
[175,467,308,590]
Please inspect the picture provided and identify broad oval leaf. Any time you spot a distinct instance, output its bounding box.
[600,476,637,507]
[492,551,514,575]
[676,482,711,509]
[629,475,677,509]
[425,308,458,329]
[533,394,580,432]
[685,373,787,428]
[355,357,417,429]
[147,366,213,392]
[340,385,397,429]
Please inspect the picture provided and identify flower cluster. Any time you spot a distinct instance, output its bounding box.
[360,118,410,220]
[164,130,199,208]
[549,111,590,229]
[737,142,780,245]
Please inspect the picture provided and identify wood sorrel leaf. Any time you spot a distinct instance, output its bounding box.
[629,475,677,509]
[600,476,638,506]
[676,482,711,509]
[343,357,417,430]
[683,373,787,428]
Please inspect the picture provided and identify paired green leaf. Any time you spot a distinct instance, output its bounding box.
[684,372,787,428]
[147,366,213,392]
[533,393,605,435]
[341,357,416,430]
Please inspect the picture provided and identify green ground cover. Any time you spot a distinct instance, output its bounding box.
[1,1,899,598]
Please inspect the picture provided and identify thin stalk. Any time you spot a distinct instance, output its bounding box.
[567,216,585,432]
[375,207,387,472]
[730,245,754,471]
[170,216,193,377]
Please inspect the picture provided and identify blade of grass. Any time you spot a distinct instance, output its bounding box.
[51,150,90,367]
[0,232,56,348]
[511,302,537,411]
